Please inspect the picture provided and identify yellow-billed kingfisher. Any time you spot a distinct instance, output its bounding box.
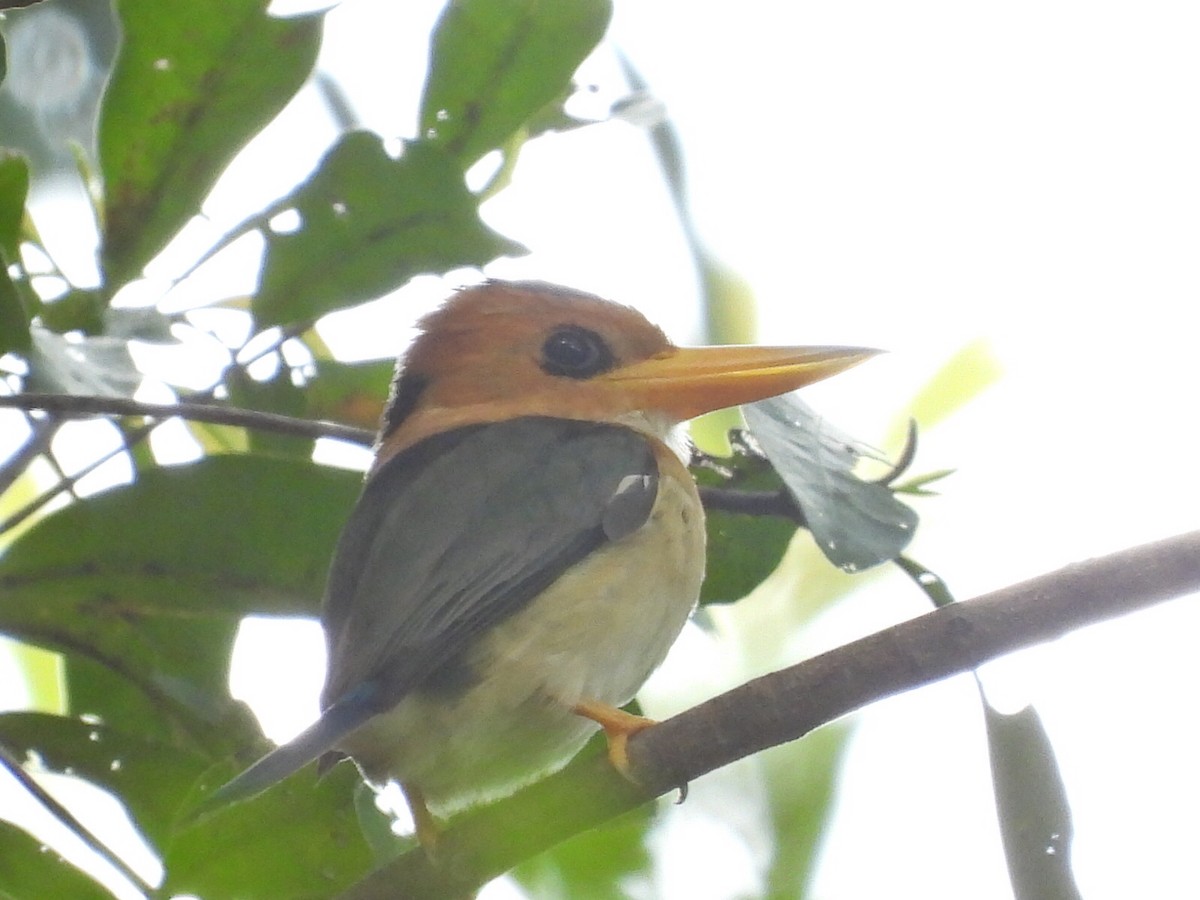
[213,280,873,841]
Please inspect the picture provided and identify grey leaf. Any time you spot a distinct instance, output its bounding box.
[27,328,141,397]
[743,395,916,572]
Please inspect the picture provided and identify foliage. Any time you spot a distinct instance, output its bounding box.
[0,1,1062,898]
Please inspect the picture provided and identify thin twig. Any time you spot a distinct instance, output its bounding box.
[0,413,61,498]
[0,741,157,896]
[697,485,806,525]
[0,388,373,538]
[0,312,323,534]
[0,422,157,537]
[4,301,342,532]
[2,395,812,526]
[0,393,373,446]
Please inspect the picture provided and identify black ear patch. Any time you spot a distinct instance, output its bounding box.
[540,326,615,379]
[380,371,429,441]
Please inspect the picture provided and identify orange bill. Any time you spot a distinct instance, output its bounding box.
[599,344,879,421]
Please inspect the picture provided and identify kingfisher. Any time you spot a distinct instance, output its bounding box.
[212,280,873,843]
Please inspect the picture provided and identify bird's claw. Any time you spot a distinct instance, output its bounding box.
[571,700,656,782]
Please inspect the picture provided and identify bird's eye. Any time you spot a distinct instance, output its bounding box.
[540,326,615,379]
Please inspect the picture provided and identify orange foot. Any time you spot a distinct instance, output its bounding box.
[572,699,656,780]
[400,781,442,856]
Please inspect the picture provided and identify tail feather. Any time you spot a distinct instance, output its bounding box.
[198,688,379,813]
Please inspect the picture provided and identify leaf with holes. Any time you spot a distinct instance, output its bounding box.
[98,0,322,286]
[420,0,612,164]
[0,820,112,900]
[0,712,209,847]
[254,134,523,328]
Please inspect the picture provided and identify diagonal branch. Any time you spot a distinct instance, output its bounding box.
[0,742,156,895]
[339,529,1200,899]
[0,413,60,497]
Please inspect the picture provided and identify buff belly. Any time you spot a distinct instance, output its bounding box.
[339,472,705,815]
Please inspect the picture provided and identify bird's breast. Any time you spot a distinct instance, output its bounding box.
[478,461,704,706]
[341,455,705,813]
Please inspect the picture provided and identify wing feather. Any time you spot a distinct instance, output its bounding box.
[323,417,658,706]
[207,417,658,806]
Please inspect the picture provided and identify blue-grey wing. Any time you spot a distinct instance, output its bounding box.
[322,416,659,708]
[208,417,657,806]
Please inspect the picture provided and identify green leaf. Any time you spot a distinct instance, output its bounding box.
[0,820,112,900]
[511,806,653,899]
[0,154,31,354]
[0,151,29,258]
[762,723,851,897]
[0,712,209,847]
[891,467,955,496]
[0,255,31,354]
[165,763,378,898]
[694,447,798,605]
[511,738,654,897]
[702,508,797,606]
[6,641,63,715]
[983,701,1082,900]
[63,653,225,756]
[420,0,612,164]
[254,133,523,328]
[0,456,360,752]
[743,396,917,573]
[305,358,394,430]
[226,367,314,458]
[98,0,322,287]
[33,289,105,335]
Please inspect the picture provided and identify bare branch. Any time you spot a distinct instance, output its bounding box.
[0,414,60,497]
[0,392,374,446]
[340,529,1200,899]
[0,742,156,895]
[697,484,805,524]
[2,394,809,524]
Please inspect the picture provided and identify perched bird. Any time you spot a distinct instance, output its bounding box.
[212,280,873,842]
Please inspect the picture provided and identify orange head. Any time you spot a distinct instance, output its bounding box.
[374,280,875,468]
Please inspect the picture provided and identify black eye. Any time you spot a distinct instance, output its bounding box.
[540,326,615,379]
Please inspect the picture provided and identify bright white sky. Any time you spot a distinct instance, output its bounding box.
[5,1,1200,898]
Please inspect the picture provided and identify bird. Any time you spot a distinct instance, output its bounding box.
[209,279,874,844]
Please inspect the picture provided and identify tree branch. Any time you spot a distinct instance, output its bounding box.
[0,392,375,446]
[696,484,805,524]
[1,393,811,524]
[0,742,156,895]
[0,413,60,498]
[339,529,1200,899]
